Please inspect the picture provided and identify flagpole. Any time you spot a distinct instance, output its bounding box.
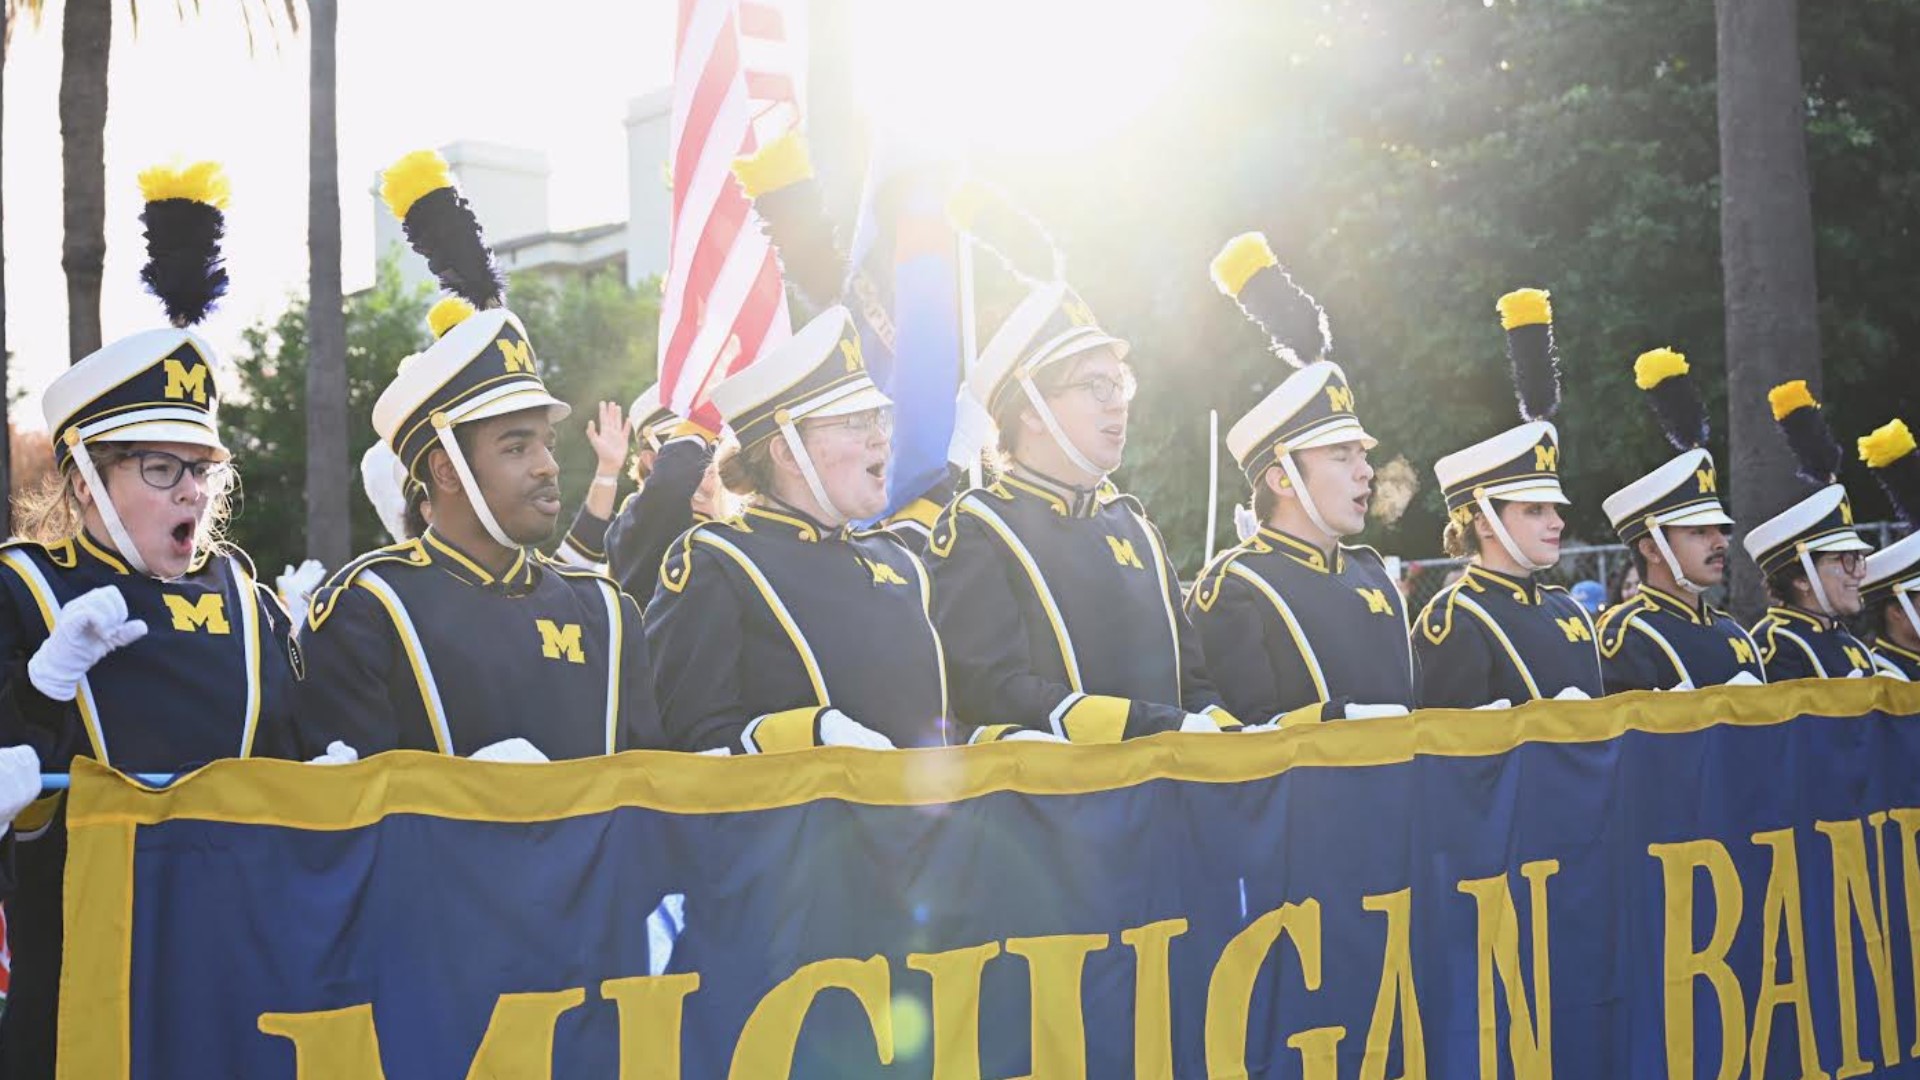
[958,233,983,489]
[1205,409,1220,564]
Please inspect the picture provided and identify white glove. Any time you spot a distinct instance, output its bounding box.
[1552,687,1592,701]
[1474,699,1513,711]
[276,559,327,627]
[0,744,42,840]
[1001,729,1068,743]
[306,741,359,766]
[28,585,148,701]
[819,709,895,750]
[1179,712,1228,733]
[1846,669,1867,679]
[1342,703,1410,721]
[1240,721,1280,733]
[1725,671,1763,686]
[947,392,995,468]
[696,746,733,757]
[1233,503,1260,543]
[470,737,550,763]
[1667,677,1696,692]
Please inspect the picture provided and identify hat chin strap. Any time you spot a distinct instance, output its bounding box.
[432,423,521,551]
[1798,547,1837,618]
[69,438,153,577]
[1018,376,1108,481]
[1647,523,1707,595]
[1475,492,1553,573]
[1275,453,1347,541]
[777,420,847,526]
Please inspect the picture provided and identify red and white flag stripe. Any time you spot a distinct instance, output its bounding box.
[659,0,803,429]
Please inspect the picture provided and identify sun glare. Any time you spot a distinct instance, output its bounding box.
[849,0,1209,153]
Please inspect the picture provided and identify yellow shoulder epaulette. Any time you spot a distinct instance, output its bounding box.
[1189,546,1254,614]
[305,540,430,631]
[657,518,731,596]
[0,537,78,570]
[1595,598,1647,659]
[1418,582,1466,645]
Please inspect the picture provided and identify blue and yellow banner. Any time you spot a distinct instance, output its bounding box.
[58,680,1920,1078]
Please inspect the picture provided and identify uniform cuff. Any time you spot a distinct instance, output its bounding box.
[1050,693,1132,743]
[742,707,824,754]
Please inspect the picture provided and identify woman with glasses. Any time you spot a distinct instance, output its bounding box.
[644,307,950,751]
[926,273,1239,743]
[1742,382,1878,680]
[0,163,297,1079]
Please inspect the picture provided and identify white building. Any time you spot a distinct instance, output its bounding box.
[371,89,672,294]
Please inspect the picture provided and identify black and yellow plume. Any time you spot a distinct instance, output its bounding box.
[1496,288,1559,422]
[1768,379,1844,486]
[381,150,504,310]
[1209,232,1329,369]
[731,130,847,310]
[1860,418,1920,523]
[137,162,231,328]
[1633,347,1707,451]
[947,178,1065,283]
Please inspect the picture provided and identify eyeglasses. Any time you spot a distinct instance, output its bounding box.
[123,450,233,492]
[1055,369,1137,405]
[805,407,895,437]
[1817,551,1865,575]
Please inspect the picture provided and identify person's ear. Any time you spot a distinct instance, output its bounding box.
[427,447,463,496]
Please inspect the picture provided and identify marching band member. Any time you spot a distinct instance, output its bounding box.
[552,399,632,572]
[1859,419,1920,680]
[1187,234,1414,724]
[644,307,947,751]
[926,253,1239,742]
[1595,349,1763,691]
[0,163,298,1078]
[1414,289,1603,708]
[605,383,722,604]
[1743,382,1877,680]
[284,151,662,762]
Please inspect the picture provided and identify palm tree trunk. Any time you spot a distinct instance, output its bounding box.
[305,0,349,565]
[1,1,13,535]
[1716,0,1821,620]
[60,0,110,362]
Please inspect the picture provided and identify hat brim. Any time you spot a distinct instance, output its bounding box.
[1482,479,1569,505]
[84,422,230,461]
[1290,419,1378,453]
[806,384,893,420]
[452,389,572,427]
[1806,530,1874,556]
[1656,504,1735,530]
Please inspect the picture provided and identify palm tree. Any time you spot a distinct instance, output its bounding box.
[305,0,347,565]
[49,0,298,364]
[1,1,48,531]
[1717,0,1823,619]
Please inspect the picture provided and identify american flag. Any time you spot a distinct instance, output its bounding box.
[659,0,804,430]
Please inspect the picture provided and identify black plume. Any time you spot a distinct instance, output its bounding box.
[1777,404,1844,486]
[751,178,848,310]
[140,199,228,328]
[400,187,505,309]
[1235,266,1331,368]
[1646,374,1708,450]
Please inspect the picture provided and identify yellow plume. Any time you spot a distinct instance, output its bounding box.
[1633,347,1689,391]
[1209,233,1278,298]
[1768,379,1817,421]
[381,150,454,221]
[427,297,476,339]
[137,161,231,210]
[1496,288,1552,330]
[1859,418,1916,469]
[946,181,989,232]
[730,130,813,199]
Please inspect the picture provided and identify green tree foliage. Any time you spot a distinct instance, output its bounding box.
[222,265,661,573]
[970,0,1919,573]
